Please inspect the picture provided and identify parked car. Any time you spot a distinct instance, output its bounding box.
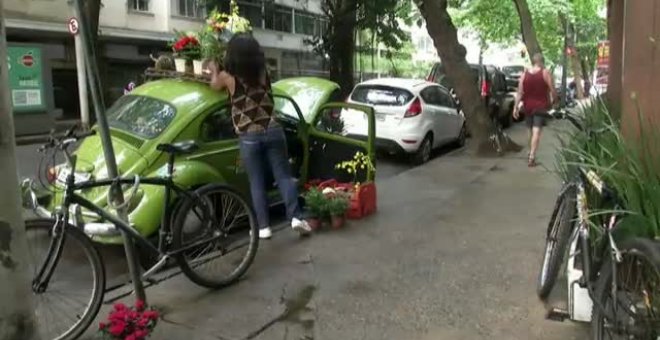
[22,77,376,245]
[342,78,466,165]
[501,64,526,90]
[427,62,515,127]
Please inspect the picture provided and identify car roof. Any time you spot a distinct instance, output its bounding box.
[356,78,433,91]
[132,79,226,113]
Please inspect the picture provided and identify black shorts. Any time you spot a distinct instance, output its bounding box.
[525,111,547,128]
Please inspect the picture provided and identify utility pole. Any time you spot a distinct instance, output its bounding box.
[0,0,39,338]
[72,0,146,302]
[560,14,568,107]
[75,34,90,129]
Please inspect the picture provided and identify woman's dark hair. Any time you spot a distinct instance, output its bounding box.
[224,33,266,86]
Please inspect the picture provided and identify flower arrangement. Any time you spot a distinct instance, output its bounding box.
[335,151,375,185]
[206,0,252,36]
[99,300,159,340]
[170,31,201,61]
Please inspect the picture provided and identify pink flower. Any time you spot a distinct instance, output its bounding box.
[125,335,137,340]
[99,322,107,330]
[137,317,150,328]
[133,329,149,339]
[109,321,127,336]
[143,310,159,321]
[135,300,145,311]
[114,303,127,311]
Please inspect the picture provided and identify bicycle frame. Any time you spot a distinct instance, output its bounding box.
[33,147,219,291]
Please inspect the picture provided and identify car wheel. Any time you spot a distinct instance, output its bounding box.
[413,135,433,165]
[456,124,467,147]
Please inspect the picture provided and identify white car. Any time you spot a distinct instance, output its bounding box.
[343,78,466,164]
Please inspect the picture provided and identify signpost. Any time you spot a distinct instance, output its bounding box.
[7,46,46,113]
[69,17,90,129]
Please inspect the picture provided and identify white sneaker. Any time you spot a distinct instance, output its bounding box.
[291,218,312,235]
[258,227,272,239]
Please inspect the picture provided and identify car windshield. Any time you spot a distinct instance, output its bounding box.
[502,66,525,76]
[107,95,176,139]
[350,85,414,106]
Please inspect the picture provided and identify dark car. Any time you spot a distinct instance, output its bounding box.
[428,62,515,127]
[501,64,526,90]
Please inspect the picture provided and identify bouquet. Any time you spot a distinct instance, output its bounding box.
[99,300,159,340]
[170,31,201,60]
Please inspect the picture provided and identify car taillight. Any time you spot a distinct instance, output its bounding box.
[46,167,57,184]
[481,79,489,97]
[404,98,422,118]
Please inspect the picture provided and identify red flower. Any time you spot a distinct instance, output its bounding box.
[135,300,145,311]
[136,317,150,328]
[109,310,128,321]
[143,310,159,320]
[109,320,127,336]
[125,335,137,340]
[133,329,149,339]
[114,303,127,311]
[99,322,107,330]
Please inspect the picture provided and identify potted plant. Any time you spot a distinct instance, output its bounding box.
[199,30,226,75]
[335,151,377,219]
[170,31,201,74]
[302,187,327,230]
[327,192,350,229]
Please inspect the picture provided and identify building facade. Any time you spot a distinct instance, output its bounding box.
[4,0,327,134]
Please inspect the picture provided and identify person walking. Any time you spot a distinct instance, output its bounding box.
[513,53,557,167]
[209,33,311,239]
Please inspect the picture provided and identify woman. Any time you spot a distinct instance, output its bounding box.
[209,33,311,239]
[513,53,557,167]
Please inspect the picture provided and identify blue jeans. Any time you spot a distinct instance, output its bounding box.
[239,127,301,229]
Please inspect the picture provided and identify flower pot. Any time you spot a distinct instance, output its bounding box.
[174,58,187,73]
[331,215,345,229]
[193,59,204,75]
[307,218,322,231]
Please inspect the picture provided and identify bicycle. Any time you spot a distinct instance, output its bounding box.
[536,109,660,339]
[26,128,259,340]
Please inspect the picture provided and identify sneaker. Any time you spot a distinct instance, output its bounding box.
[258,227,272,239]
[291,218,312,235]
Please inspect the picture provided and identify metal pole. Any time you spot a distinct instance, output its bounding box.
[74,34,90,129]
[0,0,39,338]
[72,0,146,302]
[560,15,568,107]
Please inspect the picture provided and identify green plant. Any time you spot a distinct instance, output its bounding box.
[303,187,329,218]
[199,30,225,64]
[327,192,350,216]
[556,97,660,240]
[335,151,375,184]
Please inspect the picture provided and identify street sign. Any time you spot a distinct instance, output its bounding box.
[7,46,46,113]
[597,41,609,67]
[68,17,80,35]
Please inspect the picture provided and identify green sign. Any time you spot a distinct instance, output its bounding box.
[8,46,45,112]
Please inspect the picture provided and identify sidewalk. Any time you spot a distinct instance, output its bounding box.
[82,122,587,340]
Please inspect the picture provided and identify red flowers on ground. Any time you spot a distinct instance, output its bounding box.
[99,300,159,340]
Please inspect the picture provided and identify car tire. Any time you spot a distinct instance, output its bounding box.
[412,134,433,165]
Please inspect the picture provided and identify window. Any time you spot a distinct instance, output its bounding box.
[200,107,235,141]
[437,88,455,108]
[295,11,315,35]
[350,85,414,106]
[176,0,206,18]
[130,0,149,12]
[107,96,176,139]
[420,87,442,106]
[265,4,292,33]
[238,0,263,28]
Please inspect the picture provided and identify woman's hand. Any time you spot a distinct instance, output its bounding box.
[207,61,218,75]
[513,107,520,120]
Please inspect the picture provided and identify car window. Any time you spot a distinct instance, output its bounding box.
[107,95,176,139]
[200,106,235,142]
[437,88,455,108]
[502,65,525,77]
[420,87,441,106]
[350,85,414,106]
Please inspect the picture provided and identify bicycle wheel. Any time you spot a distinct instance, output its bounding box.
[26,218,105,340]
[173,184,259,289]
[537,184,577,299]
[591,238,660,339]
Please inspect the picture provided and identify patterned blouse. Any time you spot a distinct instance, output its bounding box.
[230,76,276,134]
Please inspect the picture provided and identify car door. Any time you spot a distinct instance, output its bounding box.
[437,87,463,138]
[420,86,453,146]
[307,102,376,184]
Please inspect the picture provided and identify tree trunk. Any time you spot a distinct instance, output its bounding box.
[416,0,520,155]
[328,0,358,97]
[0,5,38,339]
[512,0,542,61]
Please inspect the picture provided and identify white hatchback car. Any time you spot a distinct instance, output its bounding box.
[343,78,466,164]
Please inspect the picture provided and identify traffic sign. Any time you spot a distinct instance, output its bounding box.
[68,17,80,35]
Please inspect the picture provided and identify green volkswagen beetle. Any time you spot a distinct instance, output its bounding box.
[23,77,375,246]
